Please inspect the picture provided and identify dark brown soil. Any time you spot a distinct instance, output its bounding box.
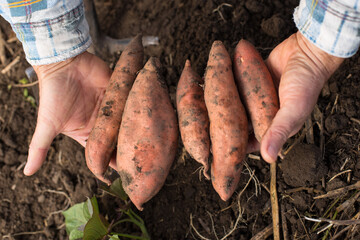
[1,0,360,239]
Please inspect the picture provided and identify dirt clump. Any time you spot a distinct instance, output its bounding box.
[281,143,328,187]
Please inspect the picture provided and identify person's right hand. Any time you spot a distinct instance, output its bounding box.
[24,51,115,182]
[260,31,344,163]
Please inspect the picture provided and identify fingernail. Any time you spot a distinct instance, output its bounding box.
[23,163,31,175]
[267,144,279,163]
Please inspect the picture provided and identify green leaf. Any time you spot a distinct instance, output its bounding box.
[18,78,28,84]
[7,84,12,90]
[63,201,91,240]
[110,178,128,201]
[109,235,120,240]
[69,229,85,240]
[99,177,128,201]
[23,88,28,97]
[83,198,92,220]
[26,96,36,107]
[83,197,109,240]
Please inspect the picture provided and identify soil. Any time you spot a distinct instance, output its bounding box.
[1,0,360,239]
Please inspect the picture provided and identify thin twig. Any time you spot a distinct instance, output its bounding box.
[329,170,352,183]
[16,161,26,171]
[1,55,20,74]
[220,166,255,213]
[244,161,261,196]
[282,122,315,156]
[281,203,289,240]
[198,218,211,235]
[237,164,256,201]
[0,27,7,64]
[350,117,360,125]
[248,153,261,161]
[285,186,323,194]
[220,202,243,240]
[3,230,46,239]
[340,157,350,171]
[305,216,360,226]
[312,197,341,231]
[330,225,352,240]
[261,183,271,195]
[314,181,360,199]
[336,191,360,213]
[43,189,72,222]
[270,163,280,240]
[7,36,18,43]
[206,211,219,240]
[12,80,39,88]
[189,213,211,240]
[249,224,273,240]
[212,3,233,22]
[294,207,310,239]
[331,94,339,115]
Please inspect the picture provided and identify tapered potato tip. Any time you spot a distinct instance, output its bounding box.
[132,200,144,211]
[184,59,191,68]
[235,39,254,50]
[212,163,244,201]
[143,57,162,72]
[207,40,231,66]
[210,40,226,53]
[125,33,143,51]
[234,39,263,62]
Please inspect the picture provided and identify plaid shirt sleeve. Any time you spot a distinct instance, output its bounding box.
[0,0,91,65]
[294,0,360,58]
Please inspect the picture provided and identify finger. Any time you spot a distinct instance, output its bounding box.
[109,151,118,172]
[260,105,305,164]
[246,133,260,154]
[24,117,57,176]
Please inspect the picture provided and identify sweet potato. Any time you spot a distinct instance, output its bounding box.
[204,41,248,201]
[233,39,279,141]
[85,34,144,184]
[117,57,178,210]
[176,60,210,179]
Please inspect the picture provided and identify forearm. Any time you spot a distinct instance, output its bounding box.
[0,0,91,65]
[294,0,360,58]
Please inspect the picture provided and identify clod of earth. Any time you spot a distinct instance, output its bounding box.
[281,143,328,187]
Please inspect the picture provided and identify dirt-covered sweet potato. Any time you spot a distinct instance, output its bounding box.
[204,41,248,201]
[85,35,144,184]
[233,39,279,141]
[117,57,178,210]
[176,60,210,179]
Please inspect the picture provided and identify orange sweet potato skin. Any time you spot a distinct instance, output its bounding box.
[233,39,279,141]
[204,41,248,201]
[117,57,178,210]
[85,35,144,183]
[176,60,210,179]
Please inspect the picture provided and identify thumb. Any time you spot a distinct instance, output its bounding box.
[260,61,323,164]
[24,116,57,175]
[260,105,305,163]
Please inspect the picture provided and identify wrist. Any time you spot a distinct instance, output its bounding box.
[294,0,360,58]
[296,31,344,80]
[10,2,91,65]
[33,54,78,79]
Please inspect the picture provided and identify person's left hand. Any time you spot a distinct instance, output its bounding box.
[24,51,115,175]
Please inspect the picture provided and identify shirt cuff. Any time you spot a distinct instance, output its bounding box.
[10,2,91,65]
[294,0,360,58]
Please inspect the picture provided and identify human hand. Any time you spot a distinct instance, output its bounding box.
[260,31,344,163]
[23,52,115,175]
